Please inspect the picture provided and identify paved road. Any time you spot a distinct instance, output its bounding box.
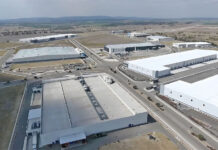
[73,40,218,150]
[159,62,218,84]
[0,79,26,89]
[9,81,41,150]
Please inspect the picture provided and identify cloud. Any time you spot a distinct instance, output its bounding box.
[0,0,218,19]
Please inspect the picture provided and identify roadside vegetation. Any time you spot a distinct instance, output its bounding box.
[0,84,25,150]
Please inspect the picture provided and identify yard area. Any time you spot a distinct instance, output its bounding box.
[0,84,26,150]
[11,59,84,70]
[100,132,179,150]
[0,42,24,49]
[77,31,138,48]
[0,73,24,82]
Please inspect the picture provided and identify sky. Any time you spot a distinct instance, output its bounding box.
[1,0,218,19]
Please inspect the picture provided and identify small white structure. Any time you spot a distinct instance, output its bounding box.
[128,32,150,38]
[26,108,41,135]
[160,75,218,119]
[127,50,218,78]
[104,43,165,54]
[147,36,174,42]
[19,34,76,43]
[173,42,212,48]
[112,30,125,34]
[9,47,85,63]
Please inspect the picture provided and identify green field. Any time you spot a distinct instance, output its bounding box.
[0,84,25,150]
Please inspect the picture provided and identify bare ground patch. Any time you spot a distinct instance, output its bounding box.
[100,132,179,150]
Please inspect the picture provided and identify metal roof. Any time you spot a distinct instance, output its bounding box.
[20,34,76,42]
[173,42,211,45]
[105,42,158,49]
[147,35,173,40]
[13,47,79,59]
[127,49,218,71]
[59,132,86,144]
[164,75,218,107]
[28,108,41,120]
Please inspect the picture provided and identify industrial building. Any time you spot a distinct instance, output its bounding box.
[128,32,150,38]
[173,42,212,48]
[160,75,218,119]
[29,74,148,149]
[126,50,218,78]
[104,42,165,54]
[19,34,76,43]
[111,30,125,34]
[9,47,85,63]
[146,36,174,42]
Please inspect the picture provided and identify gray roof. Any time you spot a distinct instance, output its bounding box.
[13,47,79,59]
[105,42,158,49]
[28,108,41,120]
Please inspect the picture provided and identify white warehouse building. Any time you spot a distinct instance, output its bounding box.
[126,50,218,78]
[104,42,165,54]
[173,42,212,49]
[160,75,218,119]
[128,32,150,38]
[9,47,85,63]
[146,35,174,42]
[19,34,77,43]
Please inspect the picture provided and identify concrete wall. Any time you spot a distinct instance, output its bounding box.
[39,112,148,147]
[127,62,155,78]
[85,112,148,135]
[12,54,81,63]
[162,86,218,119]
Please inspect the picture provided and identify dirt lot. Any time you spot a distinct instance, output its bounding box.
[11,59,84,70]
[0,50,7,56]
[157,25,218,47]
[0,73,24,82]
[0,84,25,150]
[0,42,24,49]
[100,132,178,150]
[77,31,138,48]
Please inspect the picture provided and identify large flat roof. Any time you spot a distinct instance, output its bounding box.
[20,34,76,41]
[147,35,173,39]
[13,47,79,59]
[173,42,211,45]
[127,50,218,71]
[105,42,160,49]
[42,75,146,135]
[164,75,218,107]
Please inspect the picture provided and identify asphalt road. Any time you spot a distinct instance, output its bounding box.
[159,61,218,84]
[73,39,218,150]
[7,39,218,150]
[9,81,41,150]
